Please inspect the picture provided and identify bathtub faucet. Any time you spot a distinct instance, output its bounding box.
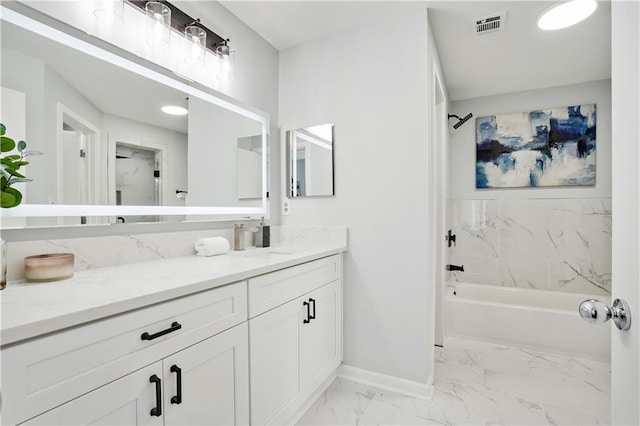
[445,264,464,272]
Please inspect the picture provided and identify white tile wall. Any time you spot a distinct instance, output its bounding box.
[448,198,612,295]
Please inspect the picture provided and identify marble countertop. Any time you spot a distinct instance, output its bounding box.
[0,243,346,346]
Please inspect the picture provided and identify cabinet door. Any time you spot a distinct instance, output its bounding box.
[22,363,163,426]
[300,279,342,393]
[249,298,303,425]
[163,323,249,426]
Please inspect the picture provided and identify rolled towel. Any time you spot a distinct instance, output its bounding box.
[194,237,231,257]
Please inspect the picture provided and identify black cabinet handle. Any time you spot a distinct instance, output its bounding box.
[303,301,311,324]
[149,374,162,417]
[309,298,316,320]
[170,365,182,405]
[141,321,182,341]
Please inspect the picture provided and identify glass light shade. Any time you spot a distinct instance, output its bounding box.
[219,50,236,81]
[184,25,206,64]
[93,0,124,25]
[145,2,171,48]
[537,0,597,30]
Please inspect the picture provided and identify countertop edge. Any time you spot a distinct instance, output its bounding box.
[1,246,346,347]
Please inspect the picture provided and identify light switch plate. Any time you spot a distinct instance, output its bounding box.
[282,199,291,216]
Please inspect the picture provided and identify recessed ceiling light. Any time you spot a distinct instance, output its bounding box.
[537,0,598,31]
[161,105,188,116]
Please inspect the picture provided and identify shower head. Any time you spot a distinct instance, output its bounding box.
[448,113,473,130]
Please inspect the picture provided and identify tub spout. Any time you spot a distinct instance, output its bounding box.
[446,264,464,272]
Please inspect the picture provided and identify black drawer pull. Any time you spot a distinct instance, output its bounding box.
[141,321,182,341]
[309,298,316,320]
[303,301,311,324]
[149,374,162,417]
[170,364,182,404]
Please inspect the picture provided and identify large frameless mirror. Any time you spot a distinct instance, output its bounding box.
[285,123,334,198]
[0,4,268,228]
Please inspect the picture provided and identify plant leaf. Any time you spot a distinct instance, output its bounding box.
[0,165,11,180]
[17,140,27,152]
[1,187,22,208]
[1,136,16,153]
[8,169,26,178]
[1,158,16,167]
[3,155,20,161]
[0,123,5,136]
[8,177,32,184]
[23,150,43,156]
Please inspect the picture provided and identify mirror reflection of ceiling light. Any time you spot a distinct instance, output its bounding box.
[537,0,598,30]
[161,105,188,115]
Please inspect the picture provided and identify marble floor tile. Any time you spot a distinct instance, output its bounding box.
[298,337,611,426]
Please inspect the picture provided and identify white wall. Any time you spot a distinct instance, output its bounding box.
[279,11,435,385]
[449,80,612,200]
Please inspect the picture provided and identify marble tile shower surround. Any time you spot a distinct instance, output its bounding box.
[448,198,612,295]
[3,226,347,282]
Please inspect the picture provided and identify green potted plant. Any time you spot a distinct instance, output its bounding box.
[1,122,42,289]
[1,122,42,208]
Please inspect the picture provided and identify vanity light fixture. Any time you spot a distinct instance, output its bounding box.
[130,1,231,57]
[93,0,125,25]
[161,105,188,115]
[145,1,171,48]
[184,20,206,64]
[537,0,598,31]
[216,39,236,81]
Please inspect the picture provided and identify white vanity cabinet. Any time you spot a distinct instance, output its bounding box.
[1,281,248,425]
[248,255,343,425]
[22,324,249,426]
[1,251,345,426]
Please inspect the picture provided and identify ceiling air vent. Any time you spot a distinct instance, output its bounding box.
[475,13,505,36]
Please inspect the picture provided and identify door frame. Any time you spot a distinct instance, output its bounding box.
[431,63,448,347]
[56,102,104,204]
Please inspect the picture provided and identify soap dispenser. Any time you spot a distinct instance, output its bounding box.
[255,217,270,248]
[234,224,246,251]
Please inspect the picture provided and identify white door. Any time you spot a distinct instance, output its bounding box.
[23,362,163,426]
[163,323,249,426]
[610,2,640,424]
[300,280,342,392]
[249,298,303,425]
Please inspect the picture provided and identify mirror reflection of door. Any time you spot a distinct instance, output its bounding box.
[59,108,99,226]
[295,146,307,197]
[115,142,162,223]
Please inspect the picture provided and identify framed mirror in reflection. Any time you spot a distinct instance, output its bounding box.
[0,5,268,228]
[286,124,334,198]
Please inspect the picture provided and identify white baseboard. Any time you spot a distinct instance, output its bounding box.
[338,364,433,400]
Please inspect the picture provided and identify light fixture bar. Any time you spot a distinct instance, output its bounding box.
[129,0,228,53]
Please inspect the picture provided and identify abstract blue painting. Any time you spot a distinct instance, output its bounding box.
[476,104,597,188]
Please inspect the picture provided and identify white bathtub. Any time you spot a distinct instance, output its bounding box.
[445,283,611,361]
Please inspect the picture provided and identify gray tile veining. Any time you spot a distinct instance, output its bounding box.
[448,198,612,295]
[297,337,610,425]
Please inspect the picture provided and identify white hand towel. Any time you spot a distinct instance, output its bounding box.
[194,237,230,257]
